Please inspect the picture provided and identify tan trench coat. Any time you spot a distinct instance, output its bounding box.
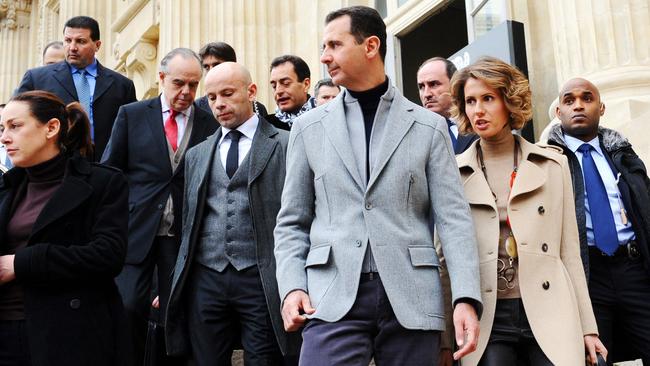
[449,136,598,366]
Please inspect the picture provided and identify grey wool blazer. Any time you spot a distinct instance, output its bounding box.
[274,86,482,331]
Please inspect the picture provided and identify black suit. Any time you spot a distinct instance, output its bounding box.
[101,97,218,364]
[16,61,137,161]
[0,155,130,366]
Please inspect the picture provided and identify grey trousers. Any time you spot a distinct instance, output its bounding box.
[299,274,441,366]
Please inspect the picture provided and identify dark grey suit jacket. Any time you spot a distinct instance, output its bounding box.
[16,61,137,161]
[165,116,301,356]
[100,97,218,264]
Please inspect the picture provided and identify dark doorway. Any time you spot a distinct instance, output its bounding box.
[399,0,468,105]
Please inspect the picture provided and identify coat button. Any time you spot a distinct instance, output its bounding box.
[538,206,545,214]
[365,202,372,210]
[228,199,234,204]
[541,243,548,252]
[70,299,81,309]
[542,281,550,290]
[355,240,362,247]
[157,203,164,210]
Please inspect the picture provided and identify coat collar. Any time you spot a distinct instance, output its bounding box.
[321,92,365,190]
[457,135,548,205]
[247,116,280,185]
[320,85,415,192]
[0,154,94,244]
[367,87,415,191]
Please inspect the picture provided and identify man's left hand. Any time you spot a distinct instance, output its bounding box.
[452,302,479,360]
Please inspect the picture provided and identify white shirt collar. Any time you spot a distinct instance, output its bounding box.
[563,133,603,157]
[220,114,259,141]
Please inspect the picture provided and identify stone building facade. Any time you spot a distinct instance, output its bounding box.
[1,0,648,161]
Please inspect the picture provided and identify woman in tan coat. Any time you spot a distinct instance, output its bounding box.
[449,57,606,365]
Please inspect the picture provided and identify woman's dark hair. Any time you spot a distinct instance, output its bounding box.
[10,91,94,157]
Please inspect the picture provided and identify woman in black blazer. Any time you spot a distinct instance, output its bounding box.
[0,91,128,366]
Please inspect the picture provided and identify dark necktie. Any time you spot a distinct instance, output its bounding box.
[226,130,242,178]
[446,119,458,150]
[164,109,179,152]
[579,144,619,255]
[74,69,93,139]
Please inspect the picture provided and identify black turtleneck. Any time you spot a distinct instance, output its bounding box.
[0,153,66,320]
[347,77,389,181]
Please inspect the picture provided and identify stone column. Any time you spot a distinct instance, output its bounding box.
[548,0,650,160]
[0,0,33,102]
[38,0,62,63]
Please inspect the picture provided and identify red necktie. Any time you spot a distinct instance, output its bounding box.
[165,109,179,152]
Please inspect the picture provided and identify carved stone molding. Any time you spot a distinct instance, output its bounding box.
[0,0,32,29]
[124,39,159,99]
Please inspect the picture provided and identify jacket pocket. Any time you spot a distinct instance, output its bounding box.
[408,247,440,267]
[305,245,332,268]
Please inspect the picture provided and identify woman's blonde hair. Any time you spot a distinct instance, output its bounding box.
[450,56,532,135]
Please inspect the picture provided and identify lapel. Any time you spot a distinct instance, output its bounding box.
[367,90,415,190]
[456,143,497,209]
[185,103,217,150]
[192,131,220,200]
[93,61,114,103]
[322,94,364,190]
[146,97,173,175]
[52,62,78,100]
[509,136,547,203]
[248,116,278,185]
[29,158,93,242]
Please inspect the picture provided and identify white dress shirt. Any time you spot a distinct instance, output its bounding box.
[563,134,635,246]
[218,114,259,169]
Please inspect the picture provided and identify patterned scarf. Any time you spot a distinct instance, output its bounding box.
[274,95,317,127]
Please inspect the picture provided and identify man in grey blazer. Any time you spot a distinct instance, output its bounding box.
[274,6,482,366]
[165,62,300,365]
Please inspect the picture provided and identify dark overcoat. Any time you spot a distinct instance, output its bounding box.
[0,155,129,366]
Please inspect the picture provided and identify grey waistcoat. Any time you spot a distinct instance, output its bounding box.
[195,152,256,272]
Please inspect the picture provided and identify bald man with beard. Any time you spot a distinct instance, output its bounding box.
[165,63,301,365]
[547,78,650,364]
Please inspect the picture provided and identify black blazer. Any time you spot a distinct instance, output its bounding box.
[100,97,218,264]
[16,61,137,161]
[0,155,130,366]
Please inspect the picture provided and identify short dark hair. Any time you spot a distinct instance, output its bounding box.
[418,57,457,80]
[198,42,237,62]
[314,78,340,98]
[270,55,310,82]
[325,6,387,62]
[42,41,64,58]
[63,16,101,41]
